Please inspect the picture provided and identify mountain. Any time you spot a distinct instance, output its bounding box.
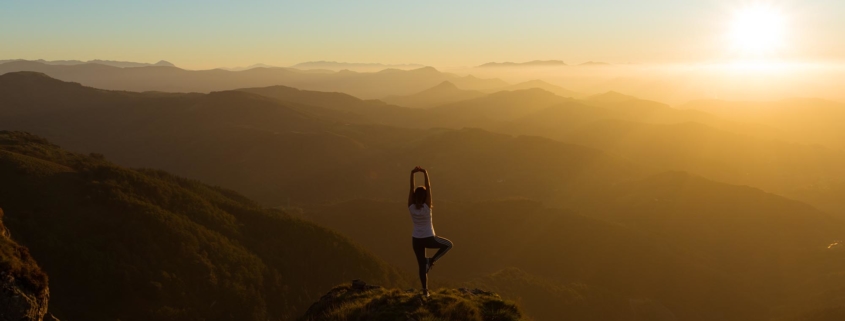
[0,208,52,321]
[579,61,611,66]
[381,81,486,108]
[299,280,525,321]
[291,61,425,72]
[478,60,567,68]
[90,59,175,68]
[0,73,642,207]
[6,72,842,217]
[221,63,281,71]
[4,69,845,320]
[0,131,405,320]
[0,72,438,204]
[0,59,175,68]
[428,88,572,123]
[0,61,507,99]
[236,85,394,112]
[234,84,443,128]
[493,79,583,98]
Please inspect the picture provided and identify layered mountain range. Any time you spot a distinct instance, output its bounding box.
[1,68,845,320]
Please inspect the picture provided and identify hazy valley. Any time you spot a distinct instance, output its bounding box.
[2,52,845,321]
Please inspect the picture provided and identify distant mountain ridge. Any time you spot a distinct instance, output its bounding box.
[0,59,174,68]
[291,61,425,72]
[220,63,282,71]
[0,61,507,99]
[579,61,611,66]
[478,60,567,68]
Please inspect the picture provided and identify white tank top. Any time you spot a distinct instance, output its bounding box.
[409,204,435,238]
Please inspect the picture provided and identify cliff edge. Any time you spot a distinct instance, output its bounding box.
[299,280,526,321]
[0,207,51,321]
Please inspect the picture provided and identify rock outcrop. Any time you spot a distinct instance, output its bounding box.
[0,208,51,321]
[300,280,526,321]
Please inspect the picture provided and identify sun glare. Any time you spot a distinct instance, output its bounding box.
[729,4,788,56]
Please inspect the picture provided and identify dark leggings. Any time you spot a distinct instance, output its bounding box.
[412,236,453,290]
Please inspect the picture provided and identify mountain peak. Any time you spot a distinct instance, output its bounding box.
[300,280,525,321]
[588,90,638,102]
[0,71,52,80]
[154,60,175,67]
[431,80,458,90]
[410,66,439,73]
[0,71,71,86]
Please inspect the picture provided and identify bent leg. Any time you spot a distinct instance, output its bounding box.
[412,237,428,290]
[429,236,453,263]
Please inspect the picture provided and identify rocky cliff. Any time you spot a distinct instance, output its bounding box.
[0,208,52,321]
[299,280,526,321]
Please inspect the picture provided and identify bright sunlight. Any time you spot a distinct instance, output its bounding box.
[729,4,789,56]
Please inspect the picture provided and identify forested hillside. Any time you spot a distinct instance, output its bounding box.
[0,131,404,321]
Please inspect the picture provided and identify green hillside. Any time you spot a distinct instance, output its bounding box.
[0,131,404,321]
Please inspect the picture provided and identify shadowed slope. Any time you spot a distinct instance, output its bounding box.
[0,131,404,321]
[0,208,51,321]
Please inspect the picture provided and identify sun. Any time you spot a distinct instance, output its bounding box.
[728,4,788,56]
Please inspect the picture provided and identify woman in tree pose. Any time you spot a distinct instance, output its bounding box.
[408,166,453,297]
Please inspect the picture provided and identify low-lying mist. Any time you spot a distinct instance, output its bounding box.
[447,61,845,104]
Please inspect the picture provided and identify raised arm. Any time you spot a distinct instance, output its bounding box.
[422,169,432,207]
[408,167,418,206]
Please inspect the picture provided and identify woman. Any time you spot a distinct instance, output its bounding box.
[408,166,453,297]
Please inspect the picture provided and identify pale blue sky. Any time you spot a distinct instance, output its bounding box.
[1,0,843,69]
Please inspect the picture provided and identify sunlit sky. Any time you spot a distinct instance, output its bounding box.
[2,0,844,70]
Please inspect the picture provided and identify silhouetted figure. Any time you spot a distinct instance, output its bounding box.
[408,166,453,297]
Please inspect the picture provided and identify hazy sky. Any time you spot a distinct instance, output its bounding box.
[2,0,843,69]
